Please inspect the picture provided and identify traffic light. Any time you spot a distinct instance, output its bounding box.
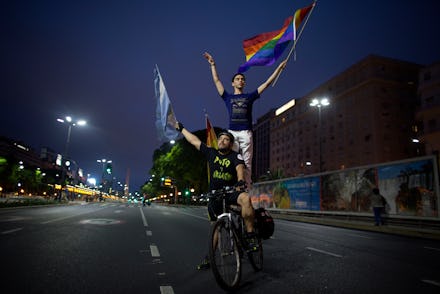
[184,189,190,196]
[164,178,172,186]
[106,163,112,174]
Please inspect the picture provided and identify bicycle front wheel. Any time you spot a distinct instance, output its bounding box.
[209,217,241,291]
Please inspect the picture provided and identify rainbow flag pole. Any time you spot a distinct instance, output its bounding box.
[272,1,317,86]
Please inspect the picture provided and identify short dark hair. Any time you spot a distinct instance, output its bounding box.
[231,73,245,82]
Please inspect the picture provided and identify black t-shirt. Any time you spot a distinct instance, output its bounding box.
[199,143,245,191]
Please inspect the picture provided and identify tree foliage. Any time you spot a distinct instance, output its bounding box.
[142,128,222,198]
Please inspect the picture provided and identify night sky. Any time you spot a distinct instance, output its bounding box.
[2,0,439,191]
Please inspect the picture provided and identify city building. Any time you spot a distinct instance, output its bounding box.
[254,54,423,178]
[252,109,275,181]
[414,61,440,163]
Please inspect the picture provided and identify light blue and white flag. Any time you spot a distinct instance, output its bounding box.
[154,65,179,142]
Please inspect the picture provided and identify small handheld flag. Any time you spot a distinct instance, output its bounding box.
[154,65,179,142]
[206,114,218,150]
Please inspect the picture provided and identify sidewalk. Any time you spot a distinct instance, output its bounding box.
[269,209,440,241]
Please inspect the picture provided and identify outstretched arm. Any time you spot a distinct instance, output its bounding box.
[175,122,201,150]
[204,52,225,96]
[257,59,288,95]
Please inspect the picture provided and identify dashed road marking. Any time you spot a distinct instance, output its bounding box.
[1,227,23,234]
[160,286,174,294]
[150,245,160,257]
[306,247,342,258]
[139,207,148,227]
[346,233,372,239]
[422,279,440,287]
[146,230,152,236]
[424,246,440,252]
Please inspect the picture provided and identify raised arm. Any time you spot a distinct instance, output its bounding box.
[175,122,201,150]
[203,52,225,96]
[257,59,288,95]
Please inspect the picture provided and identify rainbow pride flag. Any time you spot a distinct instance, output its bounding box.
[238,2,315,73]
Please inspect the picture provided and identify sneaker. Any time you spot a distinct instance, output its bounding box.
[196,256,210,270]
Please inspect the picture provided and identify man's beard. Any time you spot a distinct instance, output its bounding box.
[218,147,230,153]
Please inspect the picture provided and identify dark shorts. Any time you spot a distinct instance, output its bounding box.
[208,190,241,221]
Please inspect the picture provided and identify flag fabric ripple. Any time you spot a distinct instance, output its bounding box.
[238,2,314,73]
[154,65,179,142]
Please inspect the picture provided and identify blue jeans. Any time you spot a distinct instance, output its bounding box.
[373,207,383,225]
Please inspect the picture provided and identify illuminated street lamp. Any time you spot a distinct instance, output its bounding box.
[310,98,330,172]
[97,158,112,192]
[57,116,87,196]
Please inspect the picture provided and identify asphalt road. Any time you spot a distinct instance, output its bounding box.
[1,202,439,294]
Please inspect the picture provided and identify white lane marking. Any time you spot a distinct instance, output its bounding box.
[424,246,440,252]
[150,245,160,257]
[421,279,440,287]
[146,230,152,236]
[2,227,23,235]
[139,207,148,227]
[175,210,209,221]
[41,207,105,224]
[306,247,343,258]
[160,286,175,294]
[345,233,372,239]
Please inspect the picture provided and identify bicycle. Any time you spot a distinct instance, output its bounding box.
[207,186,263,291]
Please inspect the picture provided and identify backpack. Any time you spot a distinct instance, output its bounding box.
[254,208,274,240]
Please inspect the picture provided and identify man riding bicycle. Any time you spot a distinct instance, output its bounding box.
[174,121,256,269]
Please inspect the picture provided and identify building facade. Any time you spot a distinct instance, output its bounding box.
[254,55,424,179]
[414,61,440,159]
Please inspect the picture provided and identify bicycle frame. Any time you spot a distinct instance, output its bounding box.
[208,187,263,291]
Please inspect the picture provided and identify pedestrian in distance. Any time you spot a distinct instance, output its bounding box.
[203,52,288,189]
[370,187,386,226]
[174,121,257,270]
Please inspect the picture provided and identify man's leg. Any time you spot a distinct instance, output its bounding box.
[229,130,253,189]
[237,192,254,233]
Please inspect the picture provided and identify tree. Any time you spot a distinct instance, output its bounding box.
[143,128,213,199]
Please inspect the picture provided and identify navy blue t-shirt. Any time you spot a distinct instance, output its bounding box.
[221,90,260,131]
[199,143,245,191]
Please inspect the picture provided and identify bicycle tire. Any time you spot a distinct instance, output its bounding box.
[209,217,241,291]
[248,237,263,271]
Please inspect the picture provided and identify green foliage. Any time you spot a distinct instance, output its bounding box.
[143,128,215,198]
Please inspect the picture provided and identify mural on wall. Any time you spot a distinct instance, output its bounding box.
[284,177,320,210]
[377,159,437,217]
[321,168,376,212]
[251,156,438,218]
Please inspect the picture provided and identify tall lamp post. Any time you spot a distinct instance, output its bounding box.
[57,116,86,197]
[310,98,330,173]
[97,159,112,193]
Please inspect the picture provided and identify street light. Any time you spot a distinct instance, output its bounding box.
[97,159,112,193]
[57,116,87,194]
[310,98,330,172]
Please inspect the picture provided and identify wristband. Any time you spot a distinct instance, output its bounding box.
[176,122,184,132]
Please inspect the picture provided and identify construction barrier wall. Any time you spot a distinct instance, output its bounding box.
[250,155,440,218]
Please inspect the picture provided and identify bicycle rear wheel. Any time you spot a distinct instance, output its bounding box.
[209,217,241,291]
[248,237,263,271]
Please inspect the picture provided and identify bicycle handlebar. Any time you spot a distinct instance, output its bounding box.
[208,185,246,199]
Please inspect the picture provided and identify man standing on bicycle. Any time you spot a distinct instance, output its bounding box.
[175,121,257,268]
